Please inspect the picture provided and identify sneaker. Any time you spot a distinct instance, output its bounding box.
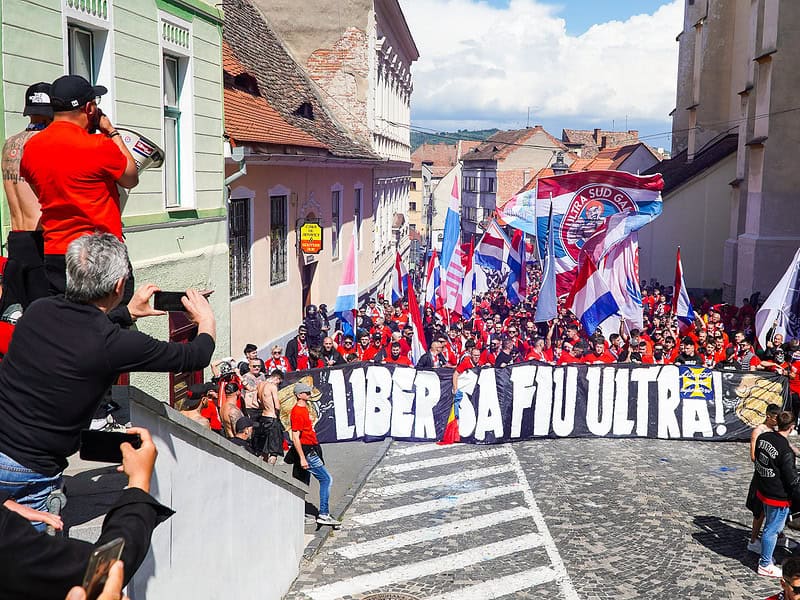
[758,563,783,578]
[747,539,762,554]
[316,514,342,526]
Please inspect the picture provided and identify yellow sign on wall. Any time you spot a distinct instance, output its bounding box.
[299,221,323,254]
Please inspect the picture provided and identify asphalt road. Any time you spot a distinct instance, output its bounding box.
[286,437,790,600]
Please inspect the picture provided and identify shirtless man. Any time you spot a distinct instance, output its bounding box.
[256,370,285,464]
[748,404,782,553]
[179,383,213,429]
[220,382,244,439]
[0,83,52,310]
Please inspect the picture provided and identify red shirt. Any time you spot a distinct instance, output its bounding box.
[558,353,582,365]
[200,401,222,431]
[264,356,292,373]
[385,354,412,366]
[583,351,616,364]
[362,345,382,362]
[790,360,800,396]
[456,357,482,373]
[290,403,319,445]
[20,121,127,254]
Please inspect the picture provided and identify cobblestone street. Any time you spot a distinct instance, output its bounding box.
[286,438,792,599]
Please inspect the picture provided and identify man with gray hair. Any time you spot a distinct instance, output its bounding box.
[0,233,215,523]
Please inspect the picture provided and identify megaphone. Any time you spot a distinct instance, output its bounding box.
[117,128,165,173]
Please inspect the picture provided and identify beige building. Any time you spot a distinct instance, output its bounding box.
[657,0,800,301]
[223,0,418,354]
[460,126,572,240]
[249,0,419,286]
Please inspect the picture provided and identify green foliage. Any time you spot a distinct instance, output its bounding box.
[411,128,500,151]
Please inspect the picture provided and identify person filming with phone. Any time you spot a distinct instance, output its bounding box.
[0,233,215,525]
[19,74,139,311]
[0,426,173,600]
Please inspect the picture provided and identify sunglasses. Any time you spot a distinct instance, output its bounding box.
[272,351,281,355]
[784,579,800,594]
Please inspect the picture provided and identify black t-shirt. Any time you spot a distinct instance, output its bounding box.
[0,296,215,475]
[495,351,515,368]
[673,353,701,365]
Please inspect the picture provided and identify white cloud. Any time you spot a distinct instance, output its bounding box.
[401,0,682,129]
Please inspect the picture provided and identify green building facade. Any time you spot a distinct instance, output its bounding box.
[0,0,231,403]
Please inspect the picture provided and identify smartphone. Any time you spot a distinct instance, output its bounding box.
[82,537,125,600]
[80,430,142,463]
[153,291,187,312]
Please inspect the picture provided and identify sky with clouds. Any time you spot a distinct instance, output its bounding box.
[400,0,683,150]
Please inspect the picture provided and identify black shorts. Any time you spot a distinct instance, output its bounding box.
[257,416,285,457]
[746,475,764,518]
[5,230,47,307]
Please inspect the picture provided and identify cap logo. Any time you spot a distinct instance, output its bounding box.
[70,99,79,107]
[29,92,50,104]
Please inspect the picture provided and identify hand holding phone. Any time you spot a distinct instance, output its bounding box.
[80,431,142,464]
[81,538,125,600]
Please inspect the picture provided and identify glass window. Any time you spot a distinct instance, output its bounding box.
[354,188,362,250]
[270,196,288,285]
[409,201,417,211]
[163,55,182,208]
[68,26,94,83]
[331,190,341,259]
[229,198,251,300]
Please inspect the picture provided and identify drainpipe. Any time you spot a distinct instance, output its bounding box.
[224,144,247,201]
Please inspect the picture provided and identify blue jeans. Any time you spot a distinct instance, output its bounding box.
[0,451,62,532]
[760,504,790,567]
[307,451,332,516]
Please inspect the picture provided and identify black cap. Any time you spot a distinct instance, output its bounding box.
[23,82,53,118]
[50,75,107,111]
[235,417,254,433]
[187,382,214,400]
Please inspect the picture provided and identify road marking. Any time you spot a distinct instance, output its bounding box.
[379,447,507,473]
[389,443,463,456]
[334,506,533,559]
[363,464,515,497]
[350,483,525,525]
[502,444,579,600]
[304,532,544,600]
[425,566,559,600]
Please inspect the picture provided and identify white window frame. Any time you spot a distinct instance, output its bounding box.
[158,12,196,210]
[62,0,115,123]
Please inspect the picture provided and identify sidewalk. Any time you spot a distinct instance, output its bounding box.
[296,438,392,558]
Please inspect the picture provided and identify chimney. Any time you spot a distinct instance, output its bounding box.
[601,135,608,149]
[593,128,601,143]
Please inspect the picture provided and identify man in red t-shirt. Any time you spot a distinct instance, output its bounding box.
[583,337,616,364]
[383,341,412,366]
[452,347,484,394]
[20,75,138,297]
[290,382,340,526]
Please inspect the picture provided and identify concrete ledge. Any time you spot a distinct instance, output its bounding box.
[120,386,307,498]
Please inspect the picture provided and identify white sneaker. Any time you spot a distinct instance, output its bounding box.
[758,563,783,578]
[747,539,762,554]
[316,514,342,526]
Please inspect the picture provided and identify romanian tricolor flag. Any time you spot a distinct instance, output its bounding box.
[438,390,462,445]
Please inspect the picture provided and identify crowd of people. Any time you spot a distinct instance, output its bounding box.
[246,262,797,401]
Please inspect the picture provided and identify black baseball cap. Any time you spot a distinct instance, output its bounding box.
[235,417,254,433]
[187,382,214,399]
[23,82,53,118]
[50,75,107,111]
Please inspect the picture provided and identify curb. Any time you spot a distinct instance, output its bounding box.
[302,437,393,560]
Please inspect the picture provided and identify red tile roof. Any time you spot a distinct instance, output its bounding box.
[561,128,640,159]
[411,143,458,177]
[223,0,378,160]
[223,44,327,148]
[462,126,567,162]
